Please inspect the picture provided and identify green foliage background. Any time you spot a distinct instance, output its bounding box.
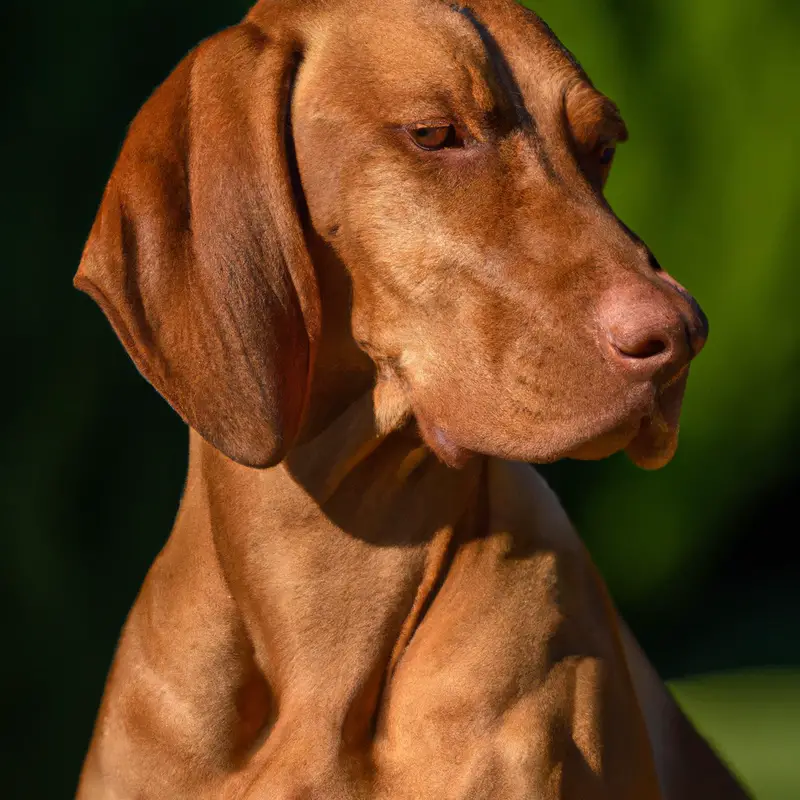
[1,0,797,796]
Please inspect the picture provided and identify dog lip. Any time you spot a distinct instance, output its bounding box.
[414,411,473,469]
[624,368,689,470]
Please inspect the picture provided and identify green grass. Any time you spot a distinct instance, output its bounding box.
[670,670,800,799]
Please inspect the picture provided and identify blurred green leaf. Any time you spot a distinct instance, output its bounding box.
[671,670,800,799]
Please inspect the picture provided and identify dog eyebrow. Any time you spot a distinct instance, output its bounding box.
[451,5,560,179]
[595,96,628,141]
[450,5,534,132]
[566,85,629,145]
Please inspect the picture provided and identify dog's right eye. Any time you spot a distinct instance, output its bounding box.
[598,143,616,166]
[408,124,463,151]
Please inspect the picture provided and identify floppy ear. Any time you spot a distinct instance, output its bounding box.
[75,22,320,468]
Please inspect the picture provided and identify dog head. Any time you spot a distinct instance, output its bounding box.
[77,0,707,470]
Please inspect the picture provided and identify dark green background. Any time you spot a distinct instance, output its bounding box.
[1,0,798,797]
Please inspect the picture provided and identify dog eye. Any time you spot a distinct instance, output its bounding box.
[409,124,463,151]
[598,142,616,166]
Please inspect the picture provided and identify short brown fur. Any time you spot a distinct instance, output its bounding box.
[74,1,748,797]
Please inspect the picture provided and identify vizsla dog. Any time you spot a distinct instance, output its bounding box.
[74,0,750,797]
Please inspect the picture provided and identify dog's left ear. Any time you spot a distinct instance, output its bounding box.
[74,21,320,468]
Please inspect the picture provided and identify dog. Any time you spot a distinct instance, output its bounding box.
[74,0,749,797]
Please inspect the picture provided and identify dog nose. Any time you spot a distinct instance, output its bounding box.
[600,283,699,379]
[658,271,709,355]
[606,315,686,376]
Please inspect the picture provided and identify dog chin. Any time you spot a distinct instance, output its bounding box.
[565,420,644,463]
[413,404,653,471]
[403,370,689,471]
[414,412,639,471]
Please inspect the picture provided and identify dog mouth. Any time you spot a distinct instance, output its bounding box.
[564,365,691,469]
[398,359,691,471]
[624,367,689,470]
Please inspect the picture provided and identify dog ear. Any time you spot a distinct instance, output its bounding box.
[75,23,320,468]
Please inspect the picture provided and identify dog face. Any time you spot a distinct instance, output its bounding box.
[292,0,707,468]
[77,0,707,470]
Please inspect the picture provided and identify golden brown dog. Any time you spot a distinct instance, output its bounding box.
[74,0,750,797]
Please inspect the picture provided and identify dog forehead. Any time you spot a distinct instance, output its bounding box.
[295,0,582,124]
[463,0,591,121]
[298,0,486,119]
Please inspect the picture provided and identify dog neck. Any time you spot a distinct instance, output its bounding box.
[187,379,484,739]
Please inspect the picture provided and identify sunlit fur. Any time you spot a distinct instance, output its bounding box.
[73,2,741,799]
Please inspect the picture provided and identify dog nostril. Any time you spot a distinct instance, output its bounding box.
[614,335,668,360]
[647,251,662,272]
